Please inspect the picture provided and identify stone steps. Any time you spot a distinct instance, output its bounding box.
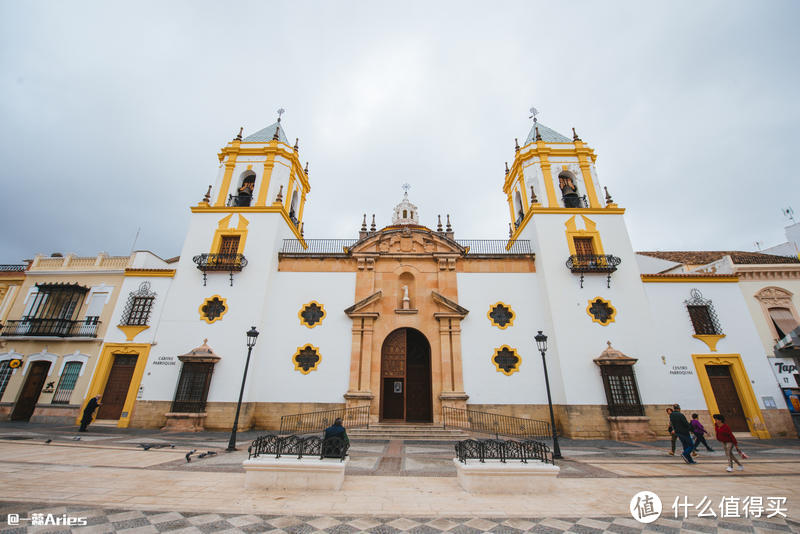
[348,424,469,441]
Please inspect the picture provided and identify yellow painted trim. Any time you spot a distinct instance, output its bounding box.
[540,159,558,207]
[80,343,151,428]
[117,325,150,342]
[691,354,770,439]
[215,146,240,206]
[532,207,626,215]
[564,215,606,256]
[487,302,515,330]
[293,344,322,375]
[255,152,276,206]
[124,269,176,278]
[199,295,228,324]
[298,301,327,328]
[209,214,249,255]
[586,297,616,326]
[298,192,307,226]
[693,334,726,352]
[641,275,739,283]
[190,206,308,246]
[519,173,529,210]
[491,345,522,376]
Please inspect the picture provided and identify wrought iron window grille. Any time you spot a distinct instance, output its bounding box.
[293,345,321,374]
[299,302,326,328]
[684,288,723,335]
[120,282,156,326]
[566,254,622,288]
[248,434,349,462]
[455,438,553,465]
[200,297,227,323]
[599,365,645,416]
[171,361,215,413]
[587,298,616,325]
[52,361,82,404]
[492,346,521,375]
[192,253,248,286]
[488,303,515,329]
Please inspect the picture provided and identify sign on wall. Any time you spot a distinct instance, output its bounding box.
[770,357,799,387]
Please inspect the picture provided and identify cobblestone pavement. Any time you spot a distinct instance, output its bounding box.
[0,502,797,534]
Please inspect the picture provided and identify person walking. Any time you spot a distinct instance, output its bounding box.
[79,395,102,432]
[669,404,697,464]
[690,413,714,455]
[713,413,743,472]
[666,407,677,456]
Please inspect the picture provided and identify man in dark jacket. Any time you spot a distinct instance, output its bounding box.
[324,418,349,444]
[79,395,102,432]
[669,404,696,464]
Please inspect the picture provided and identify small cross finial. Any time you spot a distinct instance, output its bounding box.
[401,183,411,196]
[276,108,285,122]
[529,107,539,123]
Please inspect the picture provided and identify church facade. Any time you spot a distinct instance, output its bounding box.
[1,117,798,439]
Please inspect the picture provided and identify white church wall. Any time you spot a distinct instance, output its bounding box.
[635,253,680,274]
[457,273,550,404]
[642,281,785,411]
[249,271,356,403]
[101,276,174,346]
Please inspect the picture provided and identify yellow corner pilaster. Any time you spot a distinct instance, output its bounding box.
[691,354,771,439]
[215,145,240,206]
[538,150,558,207]
[518,173,529,210]
[256,152,276,206]
[507,194,516,228]
[298,192,307,225]
[578,161,600,208]
[284,173,295,213]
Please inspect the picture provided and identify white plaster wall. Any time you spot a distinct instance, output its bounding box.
[521,212,660,406]
[129,251,172,269]
[247,271,356,403]
[635,254,680,274]
[642,282,785,411]
[457,273,551,404]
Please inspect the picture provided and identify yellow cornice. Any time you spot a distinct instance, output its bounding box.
[506,206,625,249]
[124,268,176,278]
[190,205,307,246]
[640,275,739,283]
[218,144,310,193]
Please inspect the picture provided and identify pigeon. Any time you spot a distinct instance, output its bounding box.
[139,444,152,451]
[197,453,208,459]
[72,436,81,441]
[44,439,52,444]
[206,451,217,456]
[170,444,175,448]
[185,449,196,462]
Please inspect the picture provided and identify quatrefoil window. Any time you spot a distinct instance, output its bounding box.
[199,295,228,324]
[587,297,616,326]
[492,345,521,376]
[293,344,322,374]
[487,302,515,329]
[299,301,326,328]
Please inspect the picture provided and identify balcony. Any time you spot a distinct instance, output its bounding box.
[192,253,248,286]
[566,254,622,288]
[0,318,100,338]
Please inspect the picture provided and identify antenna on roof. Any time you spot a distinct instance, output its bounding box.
[529,107,539,124]
[783,207,796,223]
[276,108,285,123]
[754,241,762,251]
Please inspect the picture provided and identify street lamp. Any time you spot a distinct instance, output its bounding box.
[226,326,259,452]
[535,330,562,460]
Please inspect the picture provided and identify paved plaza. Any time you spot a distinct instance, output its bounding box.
[0,422,799,532]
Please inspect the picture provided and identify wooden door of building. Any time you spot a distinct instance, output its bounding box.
[706,365,748,432]
[97,354,138,420]
[10,361,51,421]
[380,328,432,422]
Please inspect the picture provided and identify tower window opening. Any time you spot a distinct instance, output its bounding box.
[403,209,408,218]
[289,190,300,226]
[559,171,582,208]
[233,172,256,207]
[514,191,524,226]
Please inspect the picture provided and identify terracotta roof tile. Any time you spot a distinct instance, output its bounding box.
[638,250,799,265]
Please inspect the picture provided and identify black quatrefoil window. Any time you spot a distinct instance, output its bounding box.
[299,301,326,328]
[488,302,515,329]
[293,345,321,374]
[492,346,521,376]
[587,297,616,326]
[200,296,227,324]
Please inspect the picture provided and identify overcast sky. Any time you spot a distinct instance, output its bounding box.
[1,1,798,264]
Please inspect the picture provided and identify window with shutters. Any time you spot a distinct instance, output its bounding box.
[218,235,240,256]
[769,307,799,340]
[754,287,799,341]
[0,360,12,401]
[573,237,595,257]
[171,362,215,413]
[52,361,82,404]
[684,289,723,335]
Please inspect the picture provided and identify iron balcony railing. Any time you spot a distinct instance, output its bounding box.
[248,434,349,461]
[455,438,553,465]
[280,239,532,256]
[566,254,621,273]
[562,195,589,209]
[0,318,100,338]
[192,253,248,286]
[227,193,253,207]
[279,405,370,436]
[442,406,550,440]
[0,264,26,272]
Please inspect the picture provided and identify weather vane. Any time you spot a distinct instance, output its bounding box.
[529,107,539,123]
[277,108,285,122]
[783,207,795,223]
[402,183,411,196]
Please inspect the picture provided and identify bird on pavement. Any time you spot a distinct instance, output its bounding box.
[44,439,52,444]
[185,449,196,462]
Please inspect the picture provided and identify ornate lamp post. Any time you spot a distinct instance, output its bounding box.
[534,330,562,460]
[226,326,259,452]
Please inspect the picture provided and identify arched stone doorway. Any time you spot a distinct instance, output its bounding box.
[380,328,432,422]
